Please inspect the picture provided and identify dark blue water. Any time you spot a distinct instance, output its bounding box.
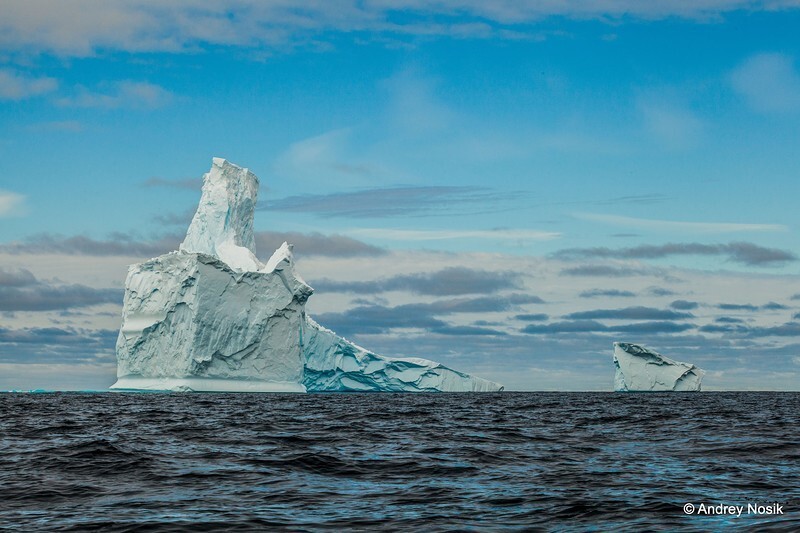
[0,392,797,531]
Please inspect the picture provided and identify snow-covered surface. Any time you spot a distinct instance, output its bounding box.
[112,158,502,393]
[613,342,705,392]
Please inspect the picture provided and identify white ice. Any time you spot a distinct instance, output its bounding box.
[613,342,704,392]
[112,158,503,393]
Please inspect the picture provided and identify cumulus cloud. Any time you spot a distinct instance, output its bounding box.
[312,267,528,296]
[554,241,796,266]
[0,69,57,100]
[0,267,121,311]
[0,267,37,287]
[731,53,800,113]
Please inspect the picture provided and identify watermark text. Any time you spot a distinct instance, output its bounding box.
[683,502,784,517]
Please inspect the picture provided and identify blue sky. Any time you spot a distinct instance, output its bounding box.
[1,1,799,390]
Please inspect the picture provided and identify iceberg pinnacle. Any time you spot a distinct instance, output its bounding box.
[112,158,503,393]
[613,342,705,392]
[180,157,261,272]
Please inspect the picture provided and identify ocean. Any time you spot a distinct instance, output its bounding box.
[0,392,797,531]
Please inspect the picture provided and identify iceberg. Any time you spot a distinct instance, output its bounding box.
[111,158,503,393]
[613,342,705,392]
[303,317,502,392]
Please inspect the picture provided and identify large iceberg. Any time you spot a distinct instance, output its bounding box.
[111,158,502,393]
[613,342,705,392]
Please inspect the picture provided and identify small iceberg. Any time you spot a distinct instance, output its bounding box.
[613,342,705,391]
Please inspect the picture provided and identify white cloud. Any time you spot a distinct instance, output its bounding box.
[575,213,787,234]
[3,240,800,390]
[57,81,172,109]
[730,53,800,113]
[1,1,797,57]
[0,68,57,100]
[383,67,456,134]
[273,128,386,187]
[638,99,705,150]
[281,129,352,170]
[350,227,561,242]
[0,190,26,217]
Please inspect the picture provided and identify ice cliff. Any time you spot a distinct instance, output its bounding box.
[111,158,503,393]
[613,342,705,392]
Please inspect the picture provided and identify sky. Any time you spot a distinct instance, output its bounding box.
[0,0,799,391]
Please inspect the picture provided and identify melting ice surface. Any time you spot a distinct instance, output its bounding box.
[111,158,503,393]
[613,342,704,392]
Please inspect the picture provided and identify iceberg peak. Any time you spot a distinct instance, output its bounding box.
[263,241,295,273]
[180,158,261,272]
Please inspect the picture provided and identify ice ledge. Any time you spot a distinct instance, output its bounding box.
[110,377,306,393]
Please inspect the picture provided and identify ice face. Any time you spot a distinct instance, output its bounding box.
[179,158,262,272]
[613,342,705,392]
[112,157,503,393]
[302,317,503,392]
[112,252,312,392]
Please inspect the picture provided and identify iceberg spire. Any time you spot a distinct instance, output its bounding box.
[180,157,262,272]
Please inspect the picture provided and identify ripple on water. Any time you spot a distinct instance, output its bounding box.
[0,392,798,530]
